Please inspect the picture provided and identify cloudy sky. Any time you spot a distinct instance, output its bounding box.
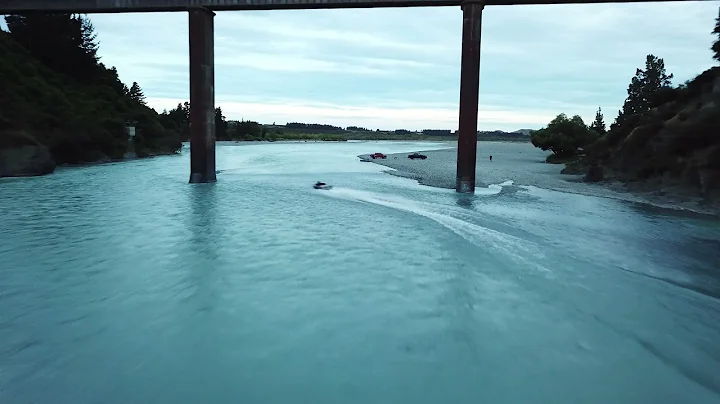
[69,2,720,130]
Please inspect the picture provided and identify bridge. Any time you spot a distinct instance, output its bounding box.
[1,0,708,193]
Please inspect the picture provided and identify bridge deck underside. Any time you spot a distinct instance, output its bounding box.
[0,0,703,13]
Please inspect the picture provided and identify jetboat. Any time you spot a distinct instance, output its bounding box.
[313,181,333,190]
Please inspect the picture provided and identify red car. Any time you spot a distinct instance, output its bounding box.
[370,153,387,159]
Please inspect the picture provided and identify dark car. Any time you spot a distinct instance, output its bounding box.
[370,152,387,159]
[408,152,427,160]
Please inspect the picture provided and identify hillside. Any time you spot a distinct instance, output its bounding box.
[587,67,720,201]
[0,15,181,177]
[531,10,720,209]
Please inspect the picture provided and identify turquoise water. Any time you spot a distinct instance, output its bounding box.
[1,141,719,403]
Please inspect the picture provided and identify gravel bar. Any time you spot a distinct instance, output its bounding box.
[358,143,720,216]
[357,143,558,189]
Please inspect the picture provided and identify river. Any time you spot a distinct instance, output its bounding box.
[1,141,719,404]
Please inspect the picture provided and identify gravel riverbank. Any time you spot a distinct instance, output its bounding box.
[360,142,720,217]
[359,142,569,190]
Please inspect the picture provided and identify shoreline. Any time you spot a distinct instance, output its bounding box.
[0,149,181,179]
[57,149,181,169]
[362,147,720,218]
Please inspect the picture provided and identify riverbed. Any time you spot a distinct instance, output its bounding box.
[1,141,719,404]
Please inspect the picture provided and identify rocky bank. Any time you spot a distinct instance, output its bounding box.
[0,144,56,177]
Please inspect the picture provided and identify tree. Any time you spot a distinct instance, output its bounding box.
[531,113,597,157]
[128,81,146,105]
[215,107,229,140]
[612,54,673,130]
[103,66,130,97]
[159,102,190,140]
[5,13,99,81]
[589,107,606,135]
[234,120,263,140]
[77,14,99,62]
[713,7,720,63]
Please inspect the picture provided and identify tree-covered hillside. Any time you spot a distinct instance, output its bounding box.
[0,13,181,175]
[531,9,720,201]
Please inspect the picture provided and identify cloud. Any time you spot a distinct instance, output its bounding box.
[5,1,719,130]
[216,12,448,54]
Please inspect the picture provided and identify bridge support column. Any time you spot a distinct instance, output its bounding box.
[188,8,216,184]
[455,1,484,194]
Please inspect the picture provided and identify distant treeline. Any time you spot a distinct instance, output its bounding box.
[159,103,533,143]
[285,122,345,133]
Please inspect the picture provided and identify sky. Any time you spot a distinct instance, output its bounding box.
[11,2,720,131]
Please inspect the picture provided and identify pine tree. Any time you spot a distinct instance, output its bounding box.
[163,102,190,140]
[128,81,146,105]
[614,54,673,129]
[77,14,99,62]
[215,107,228,140]
[713,7,720,63]
[589,107,606,134]
[5,13,99,81]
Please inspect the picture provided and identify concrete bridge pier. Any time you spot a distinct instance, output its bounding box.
[455,0,483,194]
[188,8,217,184]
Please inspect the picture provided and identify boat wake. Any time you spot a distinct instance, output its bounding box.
[321,184,550,273]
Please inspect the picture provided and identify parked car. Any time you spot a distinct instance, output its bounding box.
[370,152,387,159]
[408,152,427,160]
